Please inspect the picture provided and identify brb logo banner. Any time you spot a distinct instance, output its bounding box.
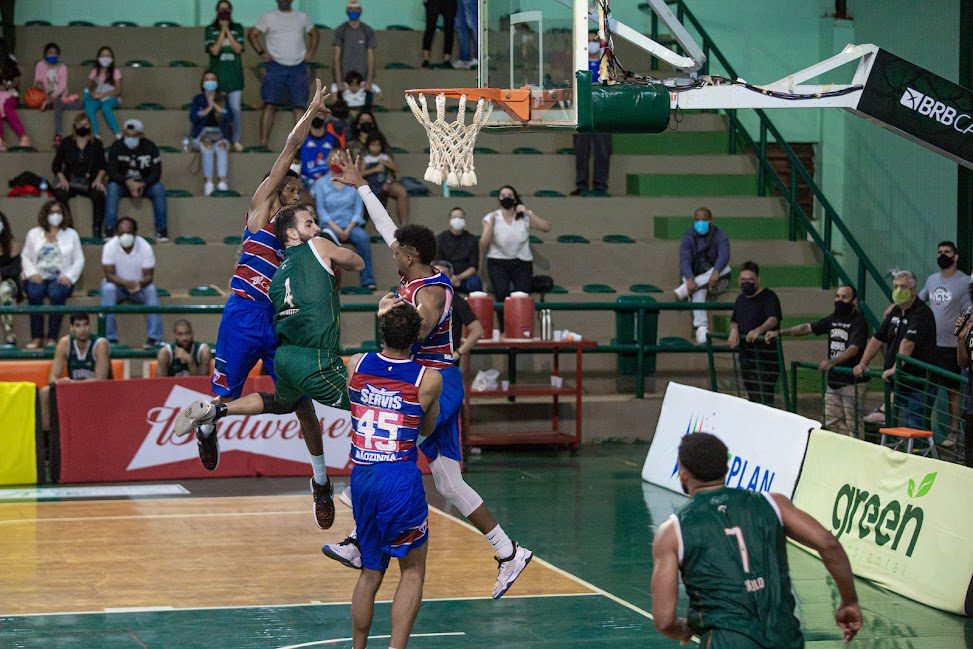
[793,430,973,616]
[640,383,817,498]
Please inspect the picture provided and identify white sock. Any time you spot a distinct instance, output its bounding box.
[198,423,215,437]
[486,525,514,560]
[309,454,327,486]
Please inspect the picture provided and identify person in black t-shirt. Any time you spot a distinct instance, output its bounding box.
[854,270,937,430]
[435,207,483,294]
[766,285,868,435]
[728,261,782,406]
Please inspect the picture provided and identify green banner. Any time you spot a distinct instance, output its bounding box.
[793,430,973,616]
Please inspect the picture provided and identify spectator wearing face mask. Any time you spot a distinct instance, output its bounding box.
[727,261,782,406]
[105,118,168,242]
[21,200,84,349]
[0,211,22,346]
[422,0,457,68]
[190,70,234,196]
[675,207,731,344]
[84,46,122,141]
[480,185,550,303]
[0,37,29,150]
[51,113,107,238]
[329,71,381,116]
[333,1,376,94]
[100,216,161,348]
[206,0,246,152]
[300,112,346,185]
[436,206,482,293]
[32,42,82,146]
[348,113,409,224]
[571,31,611,197]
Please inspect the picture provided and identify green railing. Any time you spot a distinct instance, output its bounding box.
[789,362,888,433]
[656,0,891,328]
[705,331,790,409]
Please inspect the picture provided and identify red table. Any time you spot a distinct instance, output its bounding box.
[461,339,596,450]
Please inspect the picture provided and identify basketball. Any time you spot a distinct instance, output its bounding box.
[21,86,45,109]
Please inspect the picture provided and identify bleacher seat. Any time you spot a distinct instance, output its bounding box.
[169,60,197,68]
[68,20,97,27]
[629,284,662,293]
[535,190,565,197]
[188,287,220,297]
[557,235,590,243]
[164,189,193,197]
[136,102,164,110]
[513,147,542,155]
[155,21,181,27]
[583,284,616,294]
[223,236,242,245]
[603,234,635,243]
[112,21,138,27]
[174,236,205,245]
[126,60,154,68]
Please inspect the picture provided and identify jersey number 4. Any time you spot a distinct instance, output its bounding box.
[724,526,751,573]
[358,409,401,451]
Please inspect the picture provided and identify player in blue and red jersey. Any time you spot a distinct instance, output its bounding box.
[344,303,442,649]
[323,152,533,600]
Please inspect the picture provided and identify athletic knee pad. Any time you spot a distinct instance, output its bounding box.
[259,392,296,415]
[430,457,483,517]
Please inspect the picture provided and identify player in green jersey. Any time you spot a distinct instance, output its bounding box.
[156,319,211,377]
[651,432,862,647]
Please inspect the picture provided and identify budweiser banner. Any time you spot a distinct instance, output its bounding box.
[56,377,360,483]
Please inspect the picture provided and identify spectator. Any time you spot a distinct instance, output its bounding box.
[918,241,970,448]
[0,37,29,150]
[675,207,731,344]
[422,0,456,68]
[333,1,376,94]
[727,261,781,406]
[436,206,482,293]
[313,149,376,290]
[300,112,346,184]
[21,200,85,349]
[105,118,169,241]
[766,285,868,435]
[190,71,234,196]
[330,70,382,116]
[39,311,111,434]
[0,211,21,345]
[51,113,108,239]
[433,260,484,364]
[32,42,82,146]
[480,184,550,303]
[248,0,318,149]
[452,0,477,69]
[84,46,123,141]
[100,216,161,348]
[157,319,212,377]
[854,270,937,430]
[361,133,409,224]
[954,295,973,466]
[347,110,386,159]
[205,0,246,152]
[571,31,611,197]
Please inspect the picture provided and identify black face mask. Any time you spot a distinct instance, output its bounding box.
[358,121,374,132]
[311,117,325,129]
[499,197,516,210]
[937,254,954,269]
[834,300,854,317]
[75,126,90,137]
[740,281,757,296]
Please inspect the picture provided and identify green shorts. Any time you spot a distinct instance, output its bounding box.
[273,344,349,410]
[698,629,804,649]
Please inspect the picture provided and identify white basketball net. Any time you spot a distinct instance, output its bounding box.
[406,92,493,187]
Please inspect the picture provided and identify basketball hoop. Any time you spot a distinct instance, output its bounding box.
[405,87,532,187]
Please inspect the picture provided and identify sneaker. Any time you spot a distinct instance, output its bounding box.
[232,141,244,153]
[311,477,336,530]
[173,399,217,437]
[195,427,220,471]
[492,543,533,599]
[26,338,42,350]
[674,284,689,300]
[156,229,170,243]
[217,180,228,192]
[863,406,886,424]
[421,60,431,68]
[338,485,353,508]
[695,326,708,344]
[450,59,470,69]
[3,333,15,346]
[322,536,362,569]
[203,180,214,196]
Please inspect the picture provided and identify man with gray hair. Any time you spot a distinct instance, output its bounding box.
[854,270,936,429]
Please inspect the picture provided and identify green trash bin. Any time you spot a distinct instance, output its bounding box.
[614,295,657,376]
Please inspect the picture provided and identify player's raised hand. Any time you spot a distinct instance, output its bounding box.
[835,601,862,643]
[331,150,367,189]
[307,78,330,116]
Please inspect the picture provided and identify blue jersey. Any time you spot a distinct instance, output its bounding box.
[229,213,283,305]
[348,353,428,465]
[395,272,454,369]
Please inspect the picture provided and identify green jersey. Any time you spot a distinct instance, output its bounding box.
[674,487,803,648]
[270,241,341,352]
[66,336,107,380]
[162,341,206,376]
[204,23,245,92]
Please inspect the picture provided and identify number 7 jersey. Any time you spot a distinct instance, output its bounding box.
[348,353,428,465]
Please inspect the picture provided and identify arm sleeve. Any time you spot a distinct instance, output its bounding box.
[467,235,479,270]
[64,229,85,284]
[204,26,216,50]
[873,311,893,344]
[730,298,740,324]
[366,26,377,48]
[333,24,344,46]
[304,13,313,32]
[189,95,206,126]
[144,143,162,186]
[101,240,115,266]
[352,193,366,226]
[20,229,37,277]
[809,316,830,336]
[918,278,929,301]
[106,144,126,184]
[849,315,868,348]
[453,295,477,326]
[678,233,694,280]
[33,60,43,86]
[51,140,66,175]
[357,185,396,246]
[91,140,106,174]
[141,240,156,269]
[254,13,270,33]
[768,291,783,320]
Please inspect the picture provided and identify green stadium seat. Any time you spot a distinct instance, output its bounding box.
[188,286,220,296]
[155,21,181,27]
[87,288,101,297]
[372,105,389,112]
[449,190,474,197]
[240,103,256,111]
[629,283,662,293]
[423,146,431,154]
[387,25,413,31]
[68,20,97,27]
[169,60,197,68]
[489,190,499,197]
[157,288,170,297]
[513,147,542,155]
[180,102,192,110]
[165,189,193,197]
[158,145,179,153]
[385,62,415,70]
[341,286,374,295]
[223,235,243,245]
[80,59,97,67]
[602,234,635,243]
[112,21,138,27]
[308,61,326,72]
[390,146,408,154]
[25,20,52,26]
[473,146,498,154]
[314,23,329,30]
[8,146,35,152]
[549,284,569,294]
[557,234,590,243]
[126,60,154,68]
[585,189,610,197]
[136,102,164,110]
[583,284,616,294]
[528,235,544,244]
[80,236,103,245]
[174,236,205,245]
[534,189,565,197]
[556,147,575,155]
[660,336,694,349]
[211,190,241,197]
[244,145,271,153]
[370,235,383,244]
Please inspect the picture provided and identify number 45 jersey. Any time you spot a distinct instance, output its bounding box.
[348,353,429,465]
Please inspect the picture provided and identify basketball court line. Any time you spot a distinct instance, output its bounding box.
[0,508,309,525]
[277,631,466,648]
[0,484,189,500]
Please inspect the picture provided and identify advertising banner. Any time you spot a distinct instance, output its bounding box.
[56,377,359,483]
[0,382,39,485]
[793,430,973,616]
[641,383,817,498]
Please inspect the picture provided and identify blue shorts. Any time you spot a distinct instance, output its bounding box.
[351,461,429,571]
[261,61,309,108]
[418,364,464,462]
[211,295,278,399]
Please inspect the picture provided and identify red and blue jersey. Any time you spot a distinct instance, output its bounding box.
[230,213,283,304]
[395,272,454,369]
[349,353,428,465]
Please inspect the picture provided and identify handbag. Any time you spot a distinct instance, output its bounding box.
[68,175,90,193]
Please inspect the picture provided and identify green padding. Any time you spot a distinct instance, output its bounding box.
[629,283,662,293]
[175,236,205,245]
[583,283,616,294]
[613,131,728,155]
[385,62,415,70]
[69,20,96,26]
[549,284,569,294]
[308,62,326,71]
[449,190,474,197]
[556,147,575,155]
[165,189,193,197]
[390,146,408,154]
[660,336,694,348]
[577,70,669,134]
[653,216,788,240]
[557,234,590,243]
[169,60,197,68]
[627,173,758,196]
[188,287,219,296]
[710,313,829,335]
[534,189,565,197]
[387,25,413,30]
[126,60,154,68]
[473,146,498,154]
[158,145,179,153]
[112,21,137,27]
[155,21,181,27]
[513,147,542,155]
[143,237,155,245]
[25,20,52,26]
[528,235,544,244]
[244,145,271,153]
[211,190,241,197]
[341,286,374,295]
[223,236,242,245]
[136,102,164,110]
[603,234,635,243]
[80,237,103,245]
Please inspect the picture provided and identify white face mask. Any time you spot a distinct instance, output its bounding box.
[588,41,602,56]
[123,136,140,149]
[119,233,135,248]
[98,56,113,68]
[450,216,466,231]
[47,212,64,227]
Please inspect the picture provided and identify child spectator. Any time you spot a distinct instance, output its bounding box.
[349,113,409,223]
[189,71,234,196]
[84,46,123,141]
[33,42,82,146]
[205,0,245,152]
[0,37,29,150]
[329,71,381,116]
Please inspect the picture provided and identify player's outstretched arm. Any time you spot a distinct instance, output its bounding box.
[331,150,398,248]
[418,368,442,438]
[247,79,330,232]
[650,520,694,643]
[771,493,862,644]
[311,236,365,272]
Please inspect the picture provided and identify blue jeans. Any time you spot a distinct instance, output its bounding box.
[25,278,73,340]
[83,94,120,137]
[105,181,168,234]
[344,226,376,286]
[226,89,242,144]
[459,274,483,293]
[194,137,229,180]
[100,280,162,342]
[455,0,478,62]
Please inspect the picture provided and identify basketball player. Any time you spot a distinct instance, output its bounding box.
[323,152,533,600]
[156,319,211,377]
[40,312,111,432]
[651,432,862,647]
[347,303,441,649]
